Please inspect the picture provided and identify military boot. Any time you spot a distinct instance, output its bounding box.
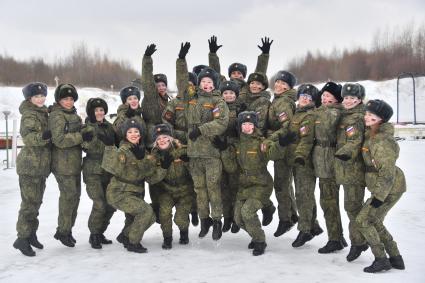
[311,223,324,237]
[389,255,405,270]
[69,232,77,244]
[162,237,172,250]
[274,220,294,237]
[318,240,344,254]
[222,217,232,232]
[89,234,102,249]
[252,242,267,256]
[179,230,189,245]
[261,204,276,226]
[100,234,113,244]
[346,244,369,262]
[292,231,313,247]
[13,238,36,257]
[54,231,75,247]
[341,236,348,247]
[198,217,213,238]
[116,232,129,248]
[191,211,199,226]
[231,221,240,233]
[29,233,44,249]
[291,214,299,224]
[212,219,223,240]
[363,257,392,273]
[127,243,148,253]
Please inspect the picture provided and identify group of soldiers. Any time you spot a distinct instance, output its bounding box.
[13,36,406,273]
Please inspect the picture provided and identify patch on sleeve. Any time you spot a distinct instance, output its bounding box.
[119,154,126,163]
[345,126,356,137]
[260,143,267,152]
[213,107,220,118]
[163,110,174,122]
[278,112,288,122]
[299,125,309,136]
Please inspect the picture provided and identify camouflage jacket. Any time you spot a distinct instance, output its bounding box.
[48,103,82,176]
[16,100,51,177]
[267,89,297,139]
[362,123,406,201]
[335,104,366,185]
[81,119,115,179]
[244,90,271,136]
[185,89,229,158]
[312,104,342,178]
[113,104,147,143]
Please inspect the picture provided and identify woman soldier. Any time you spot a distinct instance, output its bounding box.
[81,98,117,249]
[356,99,405,273]
[13,82,51,256]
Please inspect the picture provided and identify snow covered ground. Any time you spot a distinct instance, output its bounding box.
[0,79,424,282]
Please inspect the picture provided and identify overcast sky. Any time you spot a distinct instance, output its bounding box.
[1,0,424,87]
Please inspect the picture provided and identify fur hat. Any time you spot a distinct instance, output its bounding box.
[320,82,343,103]
[22,82,47,100]
[120,118,145,138]
[341,83,365,100]
[198,67,220,89]
[237,111,259,129]
[188,72,198,86]
[219,80,240,96]
[120,86,141,104]
[54,83,78,102]
[297,83,321,107]
[366,99,393,122]
[152,123,173,141]
[86,98,108,123]
[154,73,168,86]
[274,71,297,89]
[247,72,269,89]
[192,65,208,76]
[228,62,247,79]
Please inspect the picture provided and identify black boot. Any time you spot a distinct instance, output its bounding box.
[261,205,276,226]
[100,234,113,244]
[69,232,77,244]
[248,241,255,249]
[54,231,75,247]
[89,234,102,249]
[318,240,344,254]
[346,244,369,262]
[311,223,324,237]
[252,242,267,256]
[291,214,299,224]
[191,211,199,226]
[222,217,232,233]
[198,217,213,238]
[179,230,189,245]
[364,257,392,273]
[292,231,313,248]
[116,232,129,248]
[212,219,222,240]
[13,238,36,257]
[389,255,405,270]
[127,242,148,253]
[341,236,348,247]
[274,220,295,237]
[231,221,240,233]
[162,237,172,250]
[29,233,44,249]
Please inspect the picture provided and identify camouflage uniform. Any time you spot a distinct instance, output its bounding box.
[356,123,406,259]
[16,100,51,239]
[335,103,366,246]
[49,103,83,235]
[81,120,116,235]
[113,104,147,143]
[313,104,344,242]
[104,141,158,245]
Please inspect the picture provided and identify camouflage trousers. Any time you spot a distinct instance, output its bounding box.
[221,170,239,219]
[107,188,156,244]
[293,164,318,233]
[274,159,298,222]
[16,175,46,238]
[356,193,403,258]
[85,174,116,234]
[319,178,343,241]
[234,198,265,242]
[54,174,81,234]
[189,157,223,220]
[159,191,193,238]
[343,184,366,246]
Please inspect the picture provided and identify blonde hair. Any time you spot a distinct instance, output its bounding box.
[152,135,174,150]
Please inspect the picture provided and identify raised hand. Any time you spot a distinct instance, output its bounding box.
[258,37,273,54]
[144,44,157,56]
[208,35,222,53]
[178,42,191,59]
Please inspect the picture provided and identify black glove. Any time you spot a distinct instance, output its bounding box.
[370,197,383,208]
[160,151,174,169]
[189,127,201,141]
[278,131,297,147]
[144,44,157,56]
[335,153,351,161]
[208,35,222,53]
[238,103,247,113]
[82,131,94,142]
[178,42,191,59]
[97,132,114,146]
[257,37,273,54]
[42,130,52,140]
[130,143,146,160]
[179,154,189,162]
[294,157,305,166]
[125,107,136,118]
[212,136,228,151]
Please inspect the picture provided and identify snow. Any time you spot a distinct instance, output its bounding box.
[0,79,425,282]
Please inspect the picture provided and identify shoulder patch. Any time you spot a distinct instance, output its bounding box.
[278,112,288,122]
[299,125,309,136]
[163,110,174,122]
[260,143,267,152]
[213,107,220,118]
[119,154,126,163]
[346,126,356,137]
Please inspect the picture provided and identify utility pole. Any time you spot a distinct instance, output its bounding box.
[3,110,11,169]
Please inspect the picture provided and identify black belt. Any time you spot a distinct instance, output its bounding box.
[315,140,337,147]
[365,166,378,173]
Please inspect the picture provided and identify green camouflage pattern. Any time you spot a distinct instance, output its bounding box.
[319,178,343,241]
[267,89,297,138]
[243,90,271,136]
[113,104,147,142]
[55,174,81,234]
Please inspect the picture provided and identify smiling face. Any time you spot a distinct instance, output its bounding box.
[222,90,237,103]
[342,95,361,110]
[156,82,167,97]
[94,107,105,122]
[59,96,75,109]
[230,70,244,80]
[321,91,339,106]
[156,134,172,150]
[298,93,313,107]
[126,128,141,144]
[274,80,290,95]
[126,95,139,109]
[364,111,383,127]
[200,77,214,92]
[249,81,264,94]
[241,122,254,134]
[30,94,46,108]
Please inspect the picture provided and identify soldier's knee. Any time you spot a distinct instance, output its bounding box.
[241,199,261,219]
